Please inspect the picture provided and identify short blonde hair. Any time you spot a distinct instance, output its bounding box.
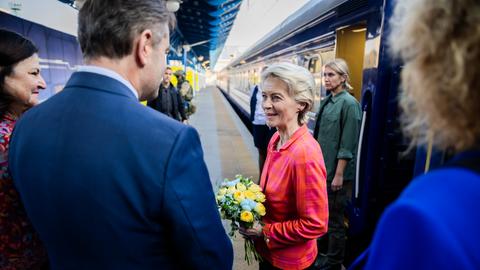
[324,58,353,91]
[261,62,315,125]
[390,0,480,152]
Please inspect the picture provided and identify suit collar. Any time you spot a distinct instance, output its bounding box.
[65,72,139,100]
[76,65,138,98]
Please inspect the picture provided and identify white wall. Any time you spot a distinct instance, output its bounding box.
[0,0,78,36]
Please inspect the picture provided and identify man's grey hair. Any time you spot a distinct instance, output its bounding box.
[78,0,176,60]
[261,62,315,125]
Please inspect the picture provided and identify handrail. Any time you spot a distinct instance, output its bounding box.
[424,138,433,173]
[355,109,367,199]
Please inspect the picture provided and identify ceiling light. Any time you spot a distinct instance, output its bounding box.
[74,0,85,9]
[352,28,367,33]
[166,0,182,12]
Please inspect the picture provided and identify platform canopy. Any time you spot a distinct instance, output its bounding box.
[171,0,242,69]
[58,0,242,69]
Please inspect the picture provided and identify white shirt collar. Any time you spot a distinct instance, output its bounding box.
[76,65,139,99]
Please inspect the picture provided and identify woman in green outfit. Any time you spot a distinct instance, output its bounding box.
[313,58,362,270]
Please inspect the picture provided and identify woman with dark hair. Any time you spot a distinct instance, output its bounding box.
[0,29,48,269]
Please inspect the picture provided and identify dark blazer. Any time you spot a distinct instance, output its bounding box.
[8,71,233,270]
[147,83,187,121]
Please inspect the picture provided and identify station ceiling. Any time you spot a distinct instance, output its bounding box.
[58,0,243,69]
[173,0,242,68]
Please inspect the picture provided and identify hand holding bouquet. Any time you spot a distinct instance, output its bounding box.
[216,175,266,264]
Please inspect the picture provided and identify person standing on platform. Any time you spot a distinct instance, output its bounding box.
[250,66,276,178]
[7,1,233,269]
[0,29,48,270]
[350,0,480,269]
[174,70,196,117]
[313,59,361,270]
[240,62,328,270]
[147,66,188,123]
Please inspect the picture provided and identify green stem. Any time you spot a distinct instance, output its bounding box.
[244,239,262,265]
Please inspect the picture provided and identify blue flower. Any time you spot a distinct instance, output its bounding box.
[241,199,257,210]
[223,178,240,187]
[241,204,252,211]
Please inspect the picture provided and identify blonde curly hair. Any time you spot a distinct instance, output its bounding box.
[390,0,480,152]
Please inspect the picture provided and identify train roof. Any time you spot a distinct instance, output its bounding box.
[227,0,348,69]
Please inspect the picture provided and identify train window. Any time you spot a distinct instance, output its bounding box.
[290,56,299,65]
[302,55,308,67]
[308,57,320,73]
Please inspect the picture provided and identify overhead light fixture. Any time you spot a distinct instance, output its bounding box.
[74,0,85,9]
[8,1,22,14]
[183,44,191,52]
[352,28,367,33]
[166,0,182,12]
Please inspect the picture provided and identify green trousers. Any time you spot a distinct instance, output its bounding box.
[314,181,352,270]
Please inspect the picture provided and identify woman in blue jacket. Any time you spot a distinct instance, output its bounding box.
[352,0,480,269]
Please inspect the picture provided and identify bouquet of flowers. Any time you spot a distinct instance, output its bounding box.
[216,174,266,264]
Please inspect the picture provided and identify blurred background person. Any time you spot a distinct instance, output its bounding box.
[175,70,196,117]
[240,62,328,270]
[0,29,48,270]
[351,0,480,269]
[147,66,188,123]
[250,66,276,179]
[314,59,361,270]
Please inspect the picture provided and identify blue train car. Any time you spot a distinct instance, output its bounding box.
[217,0,426,262]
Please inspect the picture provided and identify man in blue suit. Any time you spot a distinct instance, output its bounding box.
[8,0,233,269]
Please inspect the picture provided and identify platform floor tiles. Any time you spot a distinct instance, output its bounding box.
[189,86,259,270]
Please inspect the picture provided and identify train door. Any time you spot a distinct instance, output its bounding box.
[335,24,367,101]
[307,55,323,111]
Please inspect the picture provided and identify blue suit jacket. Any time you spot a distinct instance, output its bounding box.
[9,72,233,269]
[350,151,480,269]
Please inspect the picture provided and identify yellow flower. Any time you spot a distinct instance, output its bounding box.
[244,190,257,201]
[255,193,266,202]
[236,183,247,191]
[227,186,236,194]
[216,195,224,202]
[248,184,262,193]
[240,211,254,223]
[217,188,227,196]
[233,191,245,202]
[254,203,266,216]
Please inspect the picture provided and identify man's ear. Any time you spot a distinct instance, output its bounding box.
[135,29,154,67]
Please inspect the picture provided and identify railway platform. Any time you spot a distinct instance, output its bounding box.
[189,86,259,270]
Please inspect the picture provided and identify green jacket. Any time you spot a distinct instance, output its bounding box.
[314,90,362,182]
